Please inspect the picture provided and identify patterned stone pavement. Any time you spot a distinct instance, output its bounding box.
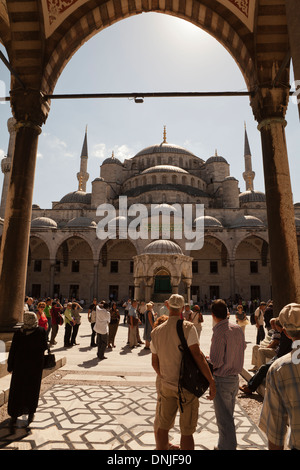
[0,311,267,451]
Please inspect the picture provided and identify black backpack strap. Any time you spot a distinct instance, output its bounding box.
[176,319,188,351]
[177,319,188,412]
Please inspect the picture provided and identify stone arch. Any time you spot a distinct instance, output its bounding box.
[232,233,269,261]
[41,1,256,95]
[53,232,96,260]
[189,234,230,260]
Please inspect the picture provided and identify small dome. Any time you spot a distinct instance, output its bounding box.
[31,217,57,229]
[66,217,96,228]
[92,177,105,182]
[224,176,238,182]
[194,215,223,227]
[142,165,188,175]
[59,191,91,205]
[206,155,228,164]
[144,240,183,255]
[239,190,266,204]
[231,215,265,228]
[102,153,122,166]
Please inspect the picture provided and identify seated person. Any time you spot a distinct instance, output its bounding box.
[249,318,281,371]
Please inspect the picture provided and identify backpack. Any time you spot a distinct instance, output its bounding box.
[176,319,213,411]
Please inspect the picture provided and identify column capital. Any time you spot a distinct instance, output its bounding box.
[10,88,50,128]
[250,86,290,124]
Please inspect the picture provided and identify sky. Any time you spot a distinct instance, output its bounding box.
[0,12,300,209]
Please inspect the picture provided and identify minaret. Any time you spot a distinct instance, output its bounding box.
[0,118,16,219]
[242,123,255,191]
[77,126,89,192]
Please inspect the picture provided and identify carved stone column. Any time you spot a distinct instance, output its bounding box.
[285,0,300,119]
[251,87,300,314]
[0,89,50,337]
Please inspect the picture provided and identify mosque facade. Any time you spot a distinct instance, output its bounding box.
[1,120,299,305]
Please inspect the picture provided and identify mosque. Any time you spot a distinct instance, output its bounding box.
[2,119,299,305]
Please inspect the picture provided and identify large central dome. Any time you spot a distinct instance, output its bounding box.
[134,142,196,158]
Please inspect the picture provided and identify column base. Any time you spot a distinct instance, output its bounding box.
[0,323,23,349]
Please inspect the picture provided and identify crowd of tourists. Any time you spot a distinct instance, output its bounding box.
[5,293,300,451]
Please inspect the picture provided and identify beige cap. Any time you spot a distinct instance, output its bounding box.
[279,303,300,331]
[167,294,185,309]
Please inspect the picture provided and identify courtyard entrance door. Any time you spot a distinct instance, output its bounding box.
[154,275,172,294]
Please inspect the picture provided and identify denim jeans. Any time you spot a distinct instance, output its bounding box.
[213,375,239,450]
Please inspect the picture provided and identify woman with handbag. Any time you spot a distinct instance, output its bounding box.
[36,301,48,331]
[7,311,48,430]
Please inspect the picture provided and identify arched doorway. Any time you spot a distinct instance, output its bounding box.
[154,268,172,295]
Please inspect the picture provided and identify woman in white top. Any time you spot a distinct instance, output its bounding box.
[190,305,203,338]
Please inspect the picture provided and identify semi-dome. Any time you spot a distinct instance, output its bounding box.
[141,165,188,175]
[66,217,96,228]
[144,239,183,255]
[152,203,179,215]
[231,215,265,228]
[239,190,266,204]
[31,217,57,228]
[102,153,122,166]
[134,142,196,158]
[194,215,223,227]
[59,191,91,205]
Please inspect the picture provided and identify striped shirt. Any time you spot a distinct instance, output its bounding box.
[259,349,300,449]
[209,319,246,376]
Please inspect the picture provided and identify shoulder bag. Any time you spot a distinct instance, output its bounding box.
[176,319,213,410]
[43,348,56,369]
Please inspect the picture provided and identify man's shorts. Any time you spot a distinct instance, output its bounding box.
[156,383,199,435]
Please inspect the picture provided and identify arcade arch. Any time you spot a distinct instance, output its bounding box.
[99,239,138,301]
[190,235,230,301]
[54,236,94,301]
[26,236,51,298]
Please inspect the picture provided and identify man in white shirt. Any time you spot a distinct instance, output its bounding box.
[255,301,266,344]
[94,302,110,360]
